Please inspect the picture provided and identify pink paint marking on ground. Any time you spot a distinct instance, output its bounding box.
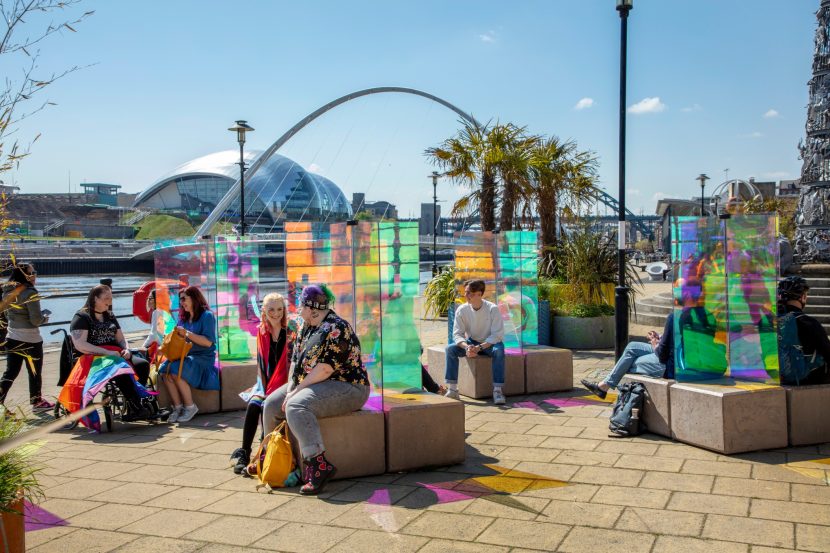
[366,488,392,507]
[24,501,69,532]
[543,397,607,408]
[512,401,543,411]
[419,482,479,504]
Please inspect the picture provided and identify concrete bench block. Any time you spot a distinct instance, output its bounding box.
[620,374,674,438]
[784,384,830,446]
[426,345,524,399]
[523,345,573,393]
[292,408,386,480]
[383,392,465,472]
[219,361,257,412]
[669,381,787,454]
[156,382,220,414]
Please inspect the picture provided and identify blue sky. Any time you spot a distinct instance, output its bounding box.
[3,0,817,217]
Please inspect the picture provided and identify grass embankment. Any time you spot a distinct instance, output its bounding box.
[135,214,195,240]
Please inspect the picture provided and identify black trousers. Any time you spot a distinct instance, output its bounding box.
[0,339,44,403]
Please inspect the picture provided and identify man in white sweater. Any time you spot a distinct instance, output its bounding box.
[445,279,506,404]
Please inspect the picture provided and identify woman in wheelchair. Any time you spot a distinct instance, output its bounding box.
[70,284,154,421]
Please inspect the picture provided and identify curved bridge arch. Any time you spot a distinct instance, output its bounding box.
[195,87,480,236]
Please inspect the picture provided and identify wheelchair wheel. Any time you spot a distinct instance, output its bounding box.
[53,403,78,430]
[103,404,113,432]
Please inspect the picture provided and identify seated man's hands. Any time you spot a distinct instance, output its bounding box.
[465,343,480,357]
[647,330,660,349]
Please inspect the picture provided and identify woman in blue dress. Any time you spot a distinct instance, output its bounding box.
[158,285,219,423]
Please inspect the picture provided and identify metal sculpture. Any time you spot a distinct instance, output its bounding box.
[795,0,830,262]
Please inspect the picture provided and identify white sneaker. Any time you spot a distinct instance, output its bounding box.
[493,389,506,405]
[167,405,183,423]
[444,388,460,400]
[177,403,199,423]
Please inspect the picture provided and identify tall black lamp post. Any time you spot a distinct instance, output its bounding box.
[228,120,254,236]
[697,173,710,216]
[429,171,440,276]
[614,0,633,360]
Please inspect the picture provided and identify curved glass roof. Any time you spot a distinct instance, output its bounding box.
[135,150,352,229]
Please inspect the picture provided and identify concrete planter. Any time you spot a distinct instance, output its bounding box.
[552,315,614,349]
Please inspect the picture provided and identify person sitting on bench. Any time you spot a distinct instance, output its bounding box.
[444,279,506,405]
[778,276,830,385]
[581,278,708,399]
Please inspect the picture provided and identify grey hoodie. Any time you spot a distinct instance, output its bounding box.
[3,286,47,343]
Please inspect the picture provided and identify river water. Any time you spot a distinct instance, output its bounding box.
[34,269,438,344]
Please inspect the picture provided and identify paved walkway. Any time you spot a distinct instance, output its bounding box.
[4,301,830,552]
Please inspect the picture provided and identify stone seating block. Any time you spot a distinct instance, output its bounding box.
[155,381,220,414]
[523,345,573,394]
[425,345,524,399]
[291,408,386,480]
[383,392,465,472]
[620,374,674,438]
[669,381,787,454]
[219,361,257,412]
[784,384,830,446]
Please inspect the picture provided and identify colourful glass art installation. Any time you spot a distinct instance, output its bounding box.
[670,214,780,384]
[213,236,260,362]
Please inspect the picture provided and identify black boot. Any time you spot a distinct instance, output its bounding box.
[229,447,250,475]
[300,452,337,495]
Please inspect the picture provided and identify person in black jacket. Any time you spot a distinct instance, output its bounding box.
[779,276,830,385]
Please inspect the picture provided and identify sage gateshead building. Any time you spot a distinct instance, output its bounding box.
[133,150,353,233]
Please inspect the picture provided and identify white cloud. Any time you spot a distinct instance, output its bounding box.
[307,163,324,174]
[762,171,790,179]
[629,188,642,197]
[574,97,594,110]
[628,97,666,115]
[763,109,780,119]
[479,30,496,43]
[741,131,764,138]
[652,192,667,202]
[681,104,703,113]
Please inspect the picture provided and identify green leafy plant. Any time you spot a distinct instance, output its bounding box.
[554,302,615,318]
[0,410,43,513]
[423,267,457,318]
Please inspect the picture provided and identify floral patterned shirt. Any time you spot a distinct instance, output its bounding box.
[291,310,369,387]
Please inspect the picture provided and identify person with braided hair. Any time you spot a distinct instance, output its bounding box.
[262,284,369,495]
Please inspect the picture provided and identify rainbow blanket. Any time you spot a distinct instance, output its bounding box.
[57,352,150,432]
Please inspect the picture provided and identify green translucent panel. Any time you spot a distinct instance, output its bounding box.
[352,221,383,394]
[498,231,539,353]
[213,236,260,362]
[671,215,780,384]
[724,215,779,383]
[671,217,729,381]
[153,238,215,325]
[377,221,422,392]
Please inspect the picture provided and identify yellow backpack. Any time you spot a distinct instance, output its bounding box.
[253,421,295,490]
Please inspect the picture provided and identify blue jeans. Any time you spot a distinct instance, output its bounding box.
[603,341,666,389]
[445,339,505,387]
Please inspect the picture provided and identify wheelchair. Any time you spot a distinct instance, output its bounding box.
[50,328,168,432]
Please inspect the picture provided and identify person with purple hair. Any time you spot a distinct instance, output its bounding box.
[262,283,369,495]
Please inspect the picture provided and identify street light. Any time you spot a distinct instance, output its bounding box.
[228,120,254,236]
[614,0,633,361]
[697,173,710,216]
[429,171,441,276]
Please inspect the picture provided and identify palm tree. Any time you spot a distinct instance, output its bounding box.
[493,123,539,231]
[425,120,498,232]
[526,136,599,270]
